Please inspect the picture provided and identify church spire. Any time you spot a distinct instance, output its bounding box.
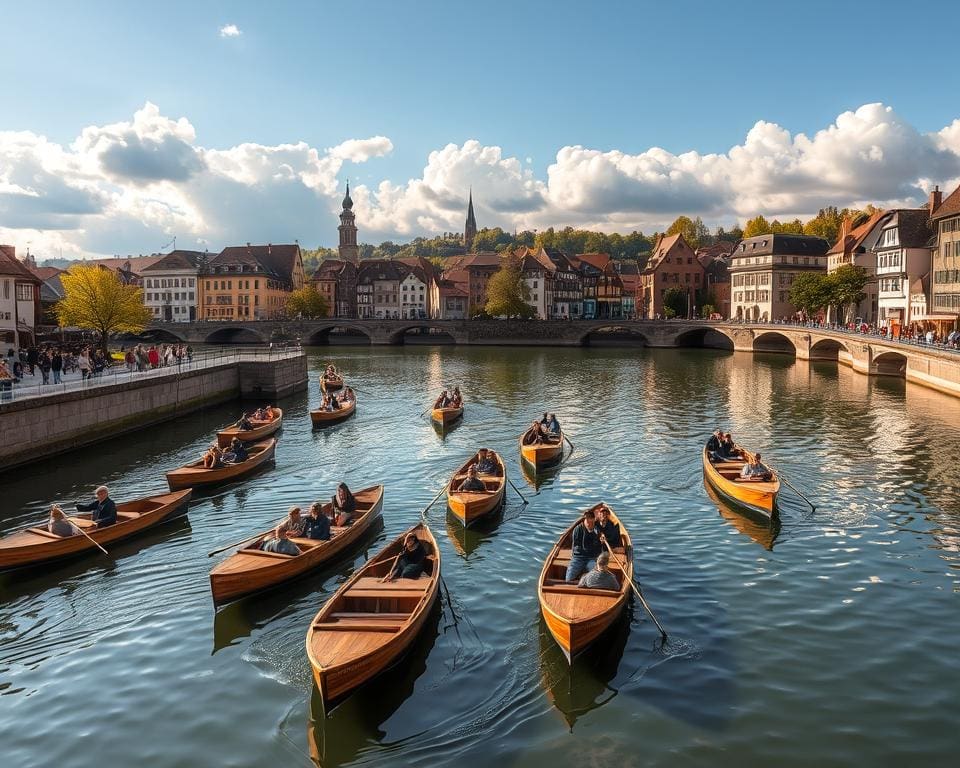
[338,181,359,264]
[464,188,477,253]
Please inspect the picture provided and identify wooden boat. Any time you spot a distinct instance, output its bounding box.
[701,443,780,520]
[216,407,283,448]
[519,426,565,469]
[538,503,633,662]
[306,522,440,712]
[703,480,780,550]
[166,437,277,491]
[431,404,463,427]
[310,397,356,427]
[320,372,344,391]
[209,485,384,605]
[446,449,506,527]
[0,490,192,571]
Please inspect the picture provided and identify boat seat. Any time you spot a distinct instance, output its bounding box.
[287,537,322,548]
[29,527,67,540]
[241,548,296,559]
[541,583,621,596]
[313,621,402,633]
[330,612,410,620]
[117,511,139,521]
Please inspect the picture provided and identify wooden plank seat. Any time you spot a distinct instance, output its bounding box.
[312,621,403,632]
[239,548,295,559]
[541,583,621,596]
[28,527,66,540]
[286,537,322,548]
[330,612,410,620]
[347,576,432,593]
[117,511,140,521]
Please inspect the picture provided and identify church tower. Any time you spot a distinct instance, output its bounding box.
[464,188,477,254]
[338,182,359,264]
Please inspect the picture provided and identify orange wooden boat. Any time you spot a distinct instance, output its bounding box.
[306,522,440,712]
[209,485,384,605]
[702,443,780,520]
[0,490,192,572]
[320,372,344,391]
[519,425,564,469]
[216,407,283,448]
[310,397,356,427]
[166,438,277,491]
[538,504,633,662]
[446,449,506,527]
[431,405,463,427]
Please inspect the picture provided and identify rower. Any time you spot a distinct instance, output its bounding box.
[434,390,451,409]
[475,448,497,474]
[577,551,619,591]
[706,428,723,459]
[740,453,772,481]
[565,508,602,582]
[331,483,356,526]
[223,437,248,464]
[595,505,621,548]
[47,505,81,537]
[381,532,427,582]
[75,485,118,528]
[525,419,544,445]
[457,465,486,492]
[260,506,304,555]
[237,413,254,431]
[545,413,561,440]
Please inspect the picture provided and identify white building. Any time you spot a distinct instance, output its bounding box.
[141,250,203,323]
[874,210,932,335]
[400,268,429,319]
[516,247,555,319]
[0,245,40,351]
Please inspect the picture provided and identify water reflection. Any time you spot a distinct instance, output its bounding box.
[307,601,442,768]
[703,481,780,550]
[445,508,504,558]
[538,610,631,730]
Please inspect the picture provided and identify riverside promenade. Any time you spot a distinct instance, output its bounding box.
[0,347,306,469]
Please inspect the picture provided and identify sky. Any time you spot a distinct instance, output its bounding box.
[2,0,960,259]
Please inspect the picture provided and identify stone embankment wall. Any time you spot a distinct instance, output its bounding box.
[0,354,307,470]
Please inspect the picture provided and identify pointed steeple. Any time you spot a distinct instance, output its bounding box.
[338,181,359,264]
[464,188,478,253]
[342,180,354,211]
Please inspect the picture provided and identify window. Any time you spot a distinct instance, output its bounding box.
[16,283,32,301]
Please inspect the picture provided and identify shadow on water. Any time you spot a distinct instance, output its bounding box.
[445,506,505,559]
[306,600,442,768]
[538,609,631,731]
[703,480,781,550]
[520,456,565,491]
[431,417,461,441]
[211,520,387,654]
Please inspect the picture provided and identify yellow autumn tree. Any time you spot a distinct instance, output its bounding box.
[56,265,153,353]
[286,284,330,318]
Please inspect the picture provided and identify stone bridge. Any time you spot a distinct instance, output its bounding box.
[141,319,960,397]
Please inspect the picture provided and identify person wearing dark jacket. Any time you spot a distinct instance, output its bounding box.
[75,485,118,527]
[51,349,63,384]
[303,503,331,541]
[566,509,603,581]
[382,532,427,581]
[595,505,621,548]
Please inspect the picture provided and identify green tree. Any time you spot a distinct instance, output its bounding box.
[666,215,702,248]
[743,215,772,238]
[485,254,535,318]
[788,273,832,316]
[663,287,688,318]
[56,265,152,354]
[828,264,871,323]
[286,284,330,318]
[803,206,845,243]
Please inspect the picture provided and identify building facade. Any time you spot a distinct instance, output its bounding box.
[825,211,886,325]
[141,250,202,322]
[546,249,583,319]
[400,268,429,318]
[729,234,830,321]
[431,279,468,319]
[199,243,304,320]
[0,245,40,350]
[573,253,623,319]
[931,184,960,330]
[873,209,932,335]
[442,253,501,316]
[638,234,703,319]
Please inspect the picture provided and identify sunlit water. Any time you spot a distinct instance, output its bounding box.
[1,346,958,767]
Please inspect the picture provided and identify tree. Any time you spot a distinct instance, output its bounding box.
[803,206,845,243]
[663,287,688,319]
[286,284,330,318]
[485,253,535,318]
[828,264,870,323]
[788,273,832,317]
[743,215,772,238]
[56,265,153,354]
[666,215,703,248]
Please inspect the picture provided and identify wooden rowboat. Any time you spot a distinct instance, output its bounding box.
[446,450,506,527]
[538,504,633,662]
[320,373,344,391]
[701,443,780,520]
[306,522,440,712]
[310,398,356,427]
[0,490,192,572]
[209,485,385,605]
[166,437,277,491]
[431,405,463,427]
[519,427,564,469]
[216,407,283,448]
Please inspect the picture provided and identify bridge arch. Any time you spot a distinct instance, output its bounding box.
[305,324,373,345]
[873,350,908,378]
[387,325,457,345]
[136,328,188,343]
[202,326,269,344]
[580,325,650,346]
[673,326,735,350]
[809,337,849,361]
[752,331,797,355]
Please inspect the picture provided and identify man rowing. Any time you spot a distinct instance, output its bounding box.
[474,448,497,474]
[577,551,619,591]
[740,453,772,481]
[565,508,602,582]
[259,506,305,555]
[75,485,117,528]
[457,465,487,493]
[434,390,452,409]
[381,532,427,582]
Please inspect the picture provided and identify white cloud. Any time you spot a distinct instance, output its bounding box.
[219,24,241,38]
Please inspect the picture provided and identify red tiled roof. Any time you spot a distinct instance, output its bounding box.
[827,210,889,255]
[0,246,42,282]
[82,254,166,274]
[437,279,468,297]
[215,243,301,284]
[931,183,960,221]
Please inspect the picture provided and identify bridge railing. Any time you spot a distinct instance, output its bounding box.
[0,345,303,405]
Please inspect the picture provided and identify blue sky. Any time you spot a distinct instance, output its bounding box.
[2,0,959,257]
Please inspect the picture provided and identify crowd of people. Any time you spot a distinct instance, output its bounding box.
[258,484,357,556]
[318,387,355,412]
[565,505,622,589]
[433,387,463,409]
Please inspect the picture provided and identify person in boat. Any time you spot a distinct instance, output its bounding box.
[524,419,545,445]
[331,483,356,526]
[594,505,621,548]
[381,532,427,582]
[474,448,497,475]
[48,505,81,537]
[339,387,355,403]
[707,429,723,459]
[434,390,451,409]
[223,438,248,464]
[457,465,487,492]
[302,502,331,541]
[545,413,561,436]
[565,508,602,582]
[203,445,224,469]
[577,551,620,591]
[450,387,462,407]
[75,485,118,528]
[260,506,304,555]
[720,433,742,460]
[740,453,772,481]
[236,413,255,431]
[325,394,341,412]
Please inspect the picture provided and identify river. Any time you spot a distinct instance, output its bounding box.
[1,346,958,767]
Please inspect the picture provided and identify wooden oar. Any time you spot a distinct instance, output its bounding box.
[778,473,816,511]
[603,538,668,640]
[420,483,450,521]
[66,517,109,555]
[379,551,403,583]
[207,520,283,557]
[563,433,575,454]
[507,476,530,504]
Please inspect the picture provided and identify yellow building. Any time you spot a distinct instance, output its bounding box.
[198,243,304,320]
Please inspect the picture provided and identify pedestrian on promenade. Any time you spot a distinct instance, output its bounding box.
[125,348,136,372]
[51,348,62,384]
[26,346,38,376]
[148,346,159,369]
[78,348,91,381]
[39,349,51,384]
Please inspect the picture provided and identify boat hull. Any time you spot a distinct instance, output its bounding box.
[446,451,506,528]
[0,490,192,572]
[320,377,343,392]
[431,406,463,426]
[520,431,564,469]
[216,407,282,448]
[209,486,384,605]
[701,446,779,520]
[310,399,356,426]
[166,438,277,491]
